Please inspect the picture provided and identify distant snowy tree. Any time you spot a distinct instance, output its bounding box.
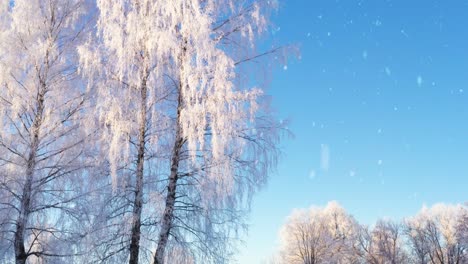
[404,203,468,264]
[275,203,467,264]
[277,201,359,264]
[458,204,468,254]
[0,1,90,263]
[354,220,409,264]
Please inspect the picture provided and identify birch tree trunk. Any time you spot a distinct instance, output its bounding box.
[129,70,149,264]
[153,90,184,264]
[153,57,188,262]
[14,81,46,264]
[1,2,90,262]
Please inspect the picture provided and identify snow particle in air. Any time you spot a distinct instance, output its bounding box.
[401,29,409,37]
[309,169,316,180]
[321,144,330,172]
[385,67,391,76]
[417,75,423,87]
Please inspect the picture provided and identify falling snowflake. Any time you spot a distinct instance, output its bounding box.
[309,170,316,179]
[401,29,409,37]
[417,75,423,87]
[321,144,330,172]
[362,50,368,59]
[385,67,391,76]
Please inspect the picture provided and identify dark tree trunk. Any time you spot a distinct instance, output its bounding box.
[128,73,149,264]
[14,86,45,264]
[153,89,184,264]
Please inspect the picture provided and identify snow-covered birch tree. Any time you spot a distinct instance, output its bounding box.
[277,201,359,264]
[80,0,284,263]
[0,1,90,263]
[355,220,409,264]
[459,203,468,256]
[78,1,179,263]
[149,1,284,263]
[404,204,467,264]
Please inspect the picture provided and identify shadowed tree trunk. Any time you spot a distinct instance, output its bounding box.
[153,85,184,264]
[129,69,149,264]
[14,81,46,264]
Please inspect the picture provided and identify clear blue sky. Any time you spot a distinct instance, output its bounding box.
[237,0,468,263]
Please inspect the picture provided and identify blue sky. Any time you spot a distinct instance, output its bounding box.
[237,0,468,263]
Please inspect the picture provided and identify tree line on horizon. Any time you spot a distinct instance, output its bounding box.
[273,201,468,264]
[0,1,287,263]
